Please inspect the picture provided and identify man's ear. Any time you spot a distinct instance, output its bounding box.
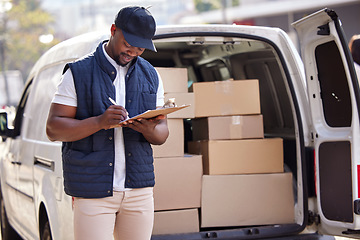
[111,24,116,36]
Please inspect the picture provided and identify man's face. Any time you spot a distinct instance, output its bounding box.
[108,25,145,66]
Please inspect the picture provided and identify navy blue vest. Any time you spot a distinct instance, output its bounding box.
[62,41,159,198]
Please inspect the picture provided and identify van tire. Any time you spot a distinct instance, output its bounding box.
[0,193,22,240]
[40,216,52,240]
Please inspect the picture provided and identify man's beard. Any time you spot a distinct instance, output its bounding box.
[115,53,134,67]
[116,59,128,67]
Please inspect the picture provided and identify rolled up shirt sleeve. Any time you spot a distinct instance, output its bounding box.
[52,68,77,107]
[156,69,165,107]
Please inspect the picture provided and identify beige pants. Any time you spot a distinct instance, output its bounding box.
[73,188,154,240]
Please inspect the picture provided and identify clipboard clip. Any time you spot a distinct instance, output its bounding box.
[163,98,176,108]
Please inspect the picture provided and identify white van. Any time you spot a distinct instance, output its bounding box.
[0,8,359,240]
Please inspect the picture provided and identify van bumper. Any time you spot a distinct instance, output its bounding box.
[151,233,336,240]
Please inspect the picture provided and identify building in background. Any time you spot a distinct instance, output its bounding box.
[41,0,195,39]
[41,0,360,44]
[179,0,360,44]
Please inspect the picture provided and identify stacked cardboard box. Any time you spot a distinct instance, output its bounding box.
[152,68,202,235]
[152,67,191,158]
[153,208,199,235]
[201,173,294,227]
[192,115,264,140]
[188,80,295,228]
[152,119,184,158]
[151,72,295,233]
[157,67,195,119]
[153,155,202,211]
[193,80,261,117]
[188,138,283,175]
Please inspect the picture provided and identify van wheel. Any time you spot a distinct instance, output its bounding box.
[0,194,22,240]
[40,217,52,240]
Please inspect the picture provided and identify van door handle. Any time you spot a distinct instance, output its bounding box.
[11,161,21,165]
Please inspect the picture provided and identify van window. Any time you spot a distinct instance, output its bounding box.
[12,80,32,137]
[199,60,231,81]
[315,41,352,127]
[25,64,64,141]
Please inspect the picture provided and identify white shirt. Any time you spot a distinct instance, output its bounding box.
[53,43,165,191]
[355,62,360,79]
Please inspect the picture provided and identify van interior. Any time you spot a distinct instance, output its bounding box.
[141,35,309,237]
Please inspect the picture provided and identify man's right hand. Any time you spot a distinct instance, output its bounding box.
[46,103,128,142]
[98,105,129,130]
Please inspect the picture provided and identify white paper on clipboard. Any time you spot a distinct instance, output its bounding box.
[113,104,190,127]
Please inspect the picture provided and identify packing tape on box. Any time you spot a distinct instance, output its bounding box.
[215,80,232,94]
[232,116,242,125]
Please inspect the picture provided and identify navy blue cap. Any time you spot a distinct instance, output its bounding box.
[114,6,157,52]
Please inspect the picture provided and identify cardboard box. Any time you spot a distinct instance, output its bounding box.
[201,173,295,227]
[192,115,264,140]
[153,209,199,235]
[154,155,202,211]
[165,92,195,119]
[152,119,184,158]
[193,80,261,117]
[187,138,283,175]
[156,67,188,93]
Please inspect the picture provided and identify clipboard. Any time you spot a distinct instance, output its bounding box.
[114,104,190,127]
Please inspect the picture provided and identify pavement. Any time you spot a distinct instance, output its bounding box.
[335,238,358,240]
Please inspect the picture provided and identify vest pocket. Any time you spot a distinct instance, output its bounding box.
[141,92,157,110]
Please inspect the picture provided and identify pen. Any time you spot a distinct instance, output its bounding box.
[108,97,117,105]
[108,97,130,121]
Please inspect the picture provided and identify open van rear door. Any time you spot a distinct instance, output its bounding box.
[293,9,360,238]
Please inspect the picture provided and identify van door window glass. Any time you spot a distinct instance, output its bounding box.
[315,41,352,127]
[25,64,64,141]
[199,60,231,81]
[12,80,32,137]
